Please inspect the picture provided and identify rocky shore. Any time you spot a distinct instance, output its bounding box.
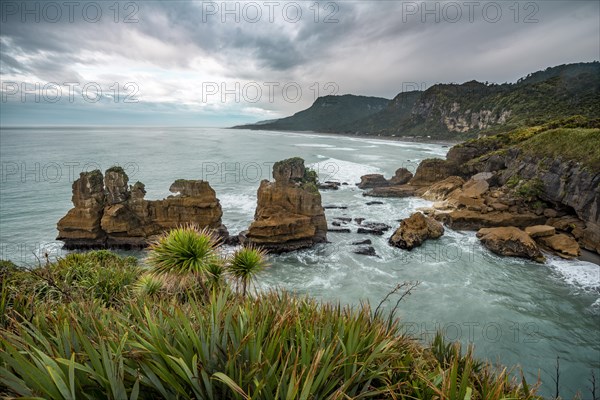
[353,117,600,261]
[57,118,599,265]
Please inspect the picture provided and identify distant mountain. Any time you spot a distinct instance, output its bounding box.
[234,62,600,139]
[233,94,389,132]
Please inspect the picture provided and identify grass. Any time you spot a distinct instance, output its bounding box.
[517,127,600,171]
[1,239,541,399]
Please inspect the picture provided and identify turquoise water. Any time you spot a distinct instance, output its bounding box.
[1,127,598,397]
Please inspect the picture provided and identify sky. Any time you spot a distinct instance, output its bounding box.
[1,0,599,126]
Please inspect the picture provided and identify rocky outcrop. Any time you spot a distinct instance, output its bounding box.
[389,212,444,250]
[536,234,581,259]
[57,168,226,249]
[500,154,600,229]
[243,158,327,253]
[476,227,545,263]
[363,185,417,198]
[422,176,465,201]
[525,225,556,238]
[357,174,389,189]
[56,170,107,247]
[389,168,414,185]
[409,159,459,187]
[436,210,546,230]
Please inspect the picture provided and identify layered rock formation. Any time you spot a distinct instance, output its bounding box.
[243,158,327,253]
[57,167,226,249]
[389,212,444,250]
[476,227,545,263]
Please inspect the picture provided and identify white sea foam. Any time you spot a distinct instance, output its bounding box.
[547,256,600,292]
[294,143,336,148]
[219,193,256,216]
[309,157,381,187]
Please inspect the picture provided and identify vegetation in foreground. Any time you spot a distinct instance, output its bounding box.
[0,226,540,399]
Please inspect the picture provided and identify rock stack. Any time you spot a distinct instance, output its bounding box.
[57,167,226,249]
[242,157,327,253]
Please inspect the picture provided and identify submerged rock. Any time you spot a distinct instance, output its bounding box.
[244,157,327,253]
[353,246,377,256]
[389,212,444,250]
[57,168,226,249]
[476,227,545,263]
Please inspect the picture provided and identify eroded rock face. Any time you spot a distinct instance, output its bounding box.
[537,233,581,259]
[57,168,225,249]
[436,210,546,230]
[389,212,444,250]
[244,158,327,253]
[389,168,414,185]
[57,170,107,246]
[357,174,389,189]
[476,227,545,263]
[422,176,465,201]
[409,159,459,187]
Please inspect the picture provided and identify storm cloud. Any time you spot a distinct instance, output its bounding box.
[1,0,598,126]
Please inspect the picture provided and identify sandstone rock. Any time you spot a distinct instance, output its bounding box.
[476,227,545,262]
[105,167,130,204]
[363,185,417,198]
[537,233,581,259]
[421,176,465,201]
[352,239,372,245]
[525,225,556,238]
[57,168,226,249]
[389,168,414,185]
[57,170,106,248]
[389,212,444,250]
[357,174,389,189]
[273,157,305,182]
[438,210,546,230]
[245,158,327,252]
[461,178,490,198]
[543,208,558,218]
[490,203,509,212]
[409,159,459,187]
[546,216,586,233]
[456,196,486,212]
[433,201,452,210]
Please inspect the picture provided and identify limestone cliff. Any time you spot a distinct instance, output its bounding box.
[243,158,327,252]
[57,168,226,249]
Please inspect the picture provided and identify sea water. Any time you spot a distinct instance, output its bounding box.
[1,127,598,397]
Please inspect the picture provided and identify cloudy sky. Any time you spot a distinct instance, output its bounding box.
[1,0,598,126]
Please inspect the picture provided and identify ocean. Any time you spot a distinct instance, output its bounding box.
[1,126,598,397]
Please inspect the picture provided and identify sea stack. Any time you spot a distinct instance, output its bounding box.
[242,157,327,253]
[57,167,227,249]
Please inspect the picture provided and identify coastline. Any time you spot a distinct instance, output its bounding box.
[228,127,462,147]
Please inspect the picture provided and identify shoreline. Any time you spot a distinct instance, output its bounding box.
[229,127,463,147]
